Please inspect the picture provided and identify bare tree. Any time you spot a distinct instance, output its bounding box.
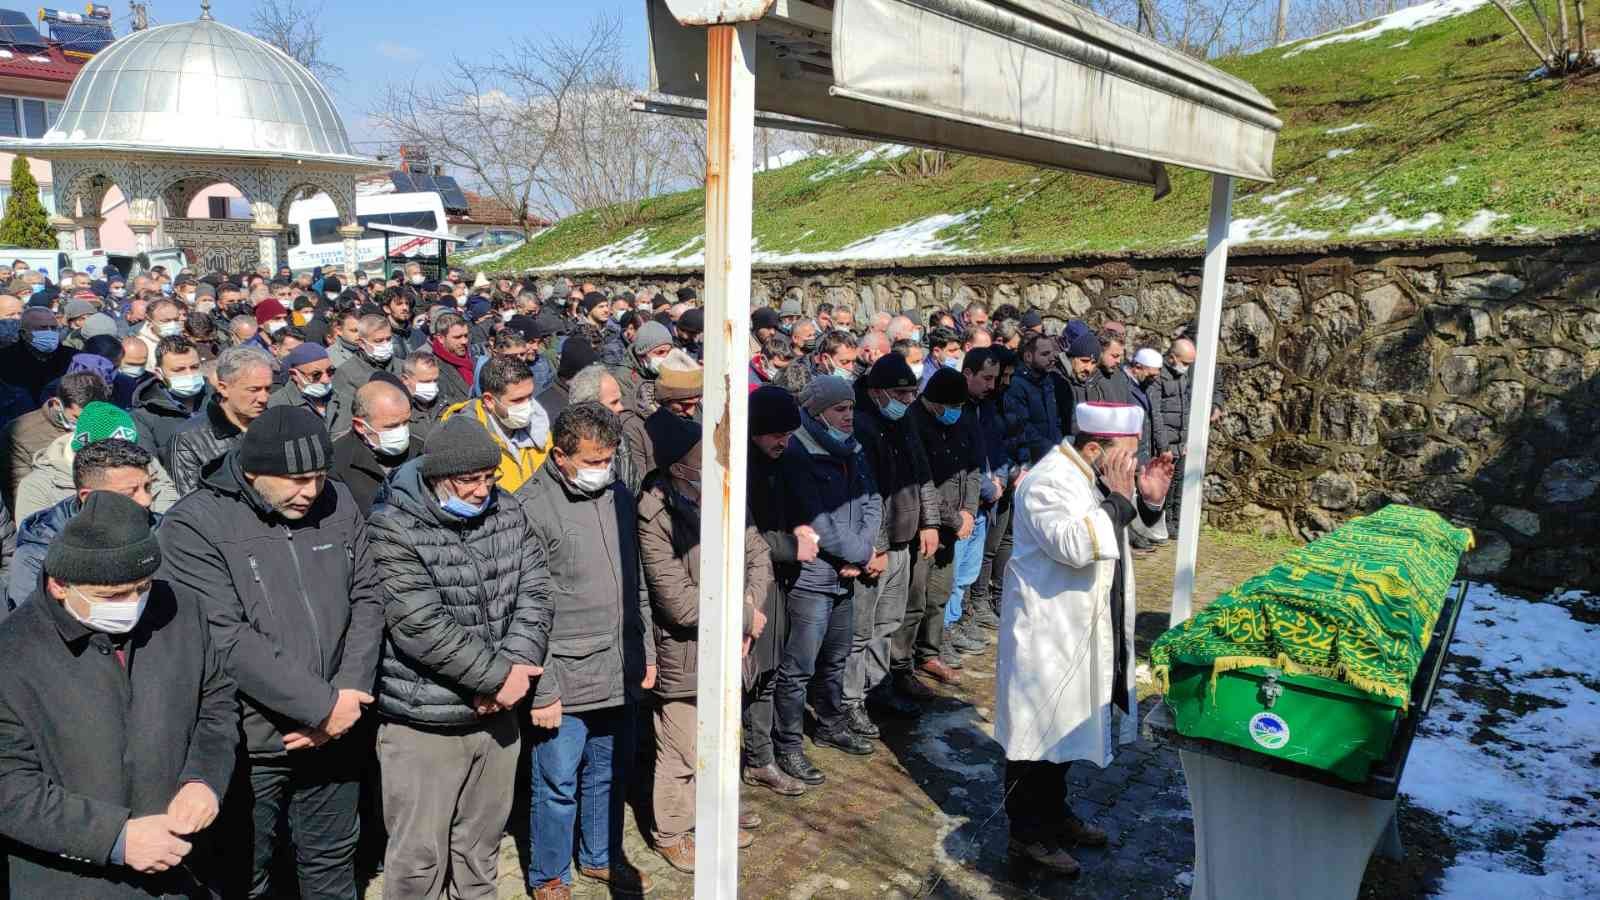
[368,15,623,234]
[1489,0,1595,76]
[249,0,343,82]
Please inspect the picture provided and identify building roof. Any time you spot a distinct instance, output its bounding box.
[0,41,84,84]
[10,15,373,168]
[451,191,552,230]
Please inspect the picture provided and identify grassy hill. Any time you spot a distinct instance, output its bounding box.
[486,0,1600,272]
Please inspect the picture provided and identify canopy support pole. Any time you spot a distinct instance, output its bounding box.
[693,20,756,900]
[1169,173,1234,625]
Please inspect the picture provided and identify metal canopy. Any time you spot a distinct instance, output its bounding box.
[649,0,1281,190]
[650,3,1280,896]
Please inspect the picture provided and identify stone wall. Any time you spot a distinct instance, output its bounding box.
[524,235,1600,590]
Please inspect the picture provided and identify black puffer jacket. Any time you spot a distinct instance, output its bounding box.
[367,458,553,727]
[167,395,244,496]
[159,452,384,757]
[130,377,209,473]
[852,381,939,549]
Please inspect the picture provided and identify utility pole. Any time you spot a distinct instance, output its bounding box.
[1275,0,1289,44]
[130,1,147,31]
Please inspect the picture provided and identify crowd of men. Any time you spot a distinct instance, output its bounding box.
[0,257,1212,897]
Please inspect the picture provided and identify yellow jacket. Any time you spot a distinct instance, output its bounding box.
[439,399,550,493]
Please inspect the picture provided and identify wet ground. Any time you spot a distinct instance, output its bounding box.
[361,528,1496,899]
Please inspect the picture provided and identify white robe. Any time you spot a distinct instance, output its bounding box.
[994,440,1139,767]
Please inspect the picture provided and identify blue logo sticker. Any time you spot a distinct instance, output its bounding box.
[1248,712,1290,750]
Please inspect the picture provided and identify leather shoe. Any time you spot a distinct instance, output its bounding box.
[813,726,875,756]
[1008,836,1081,875]
[1057,817,1109,848]
[845,705,880,738]
[938,644,966,670]
[776,751,825,785]
[894,671,940,700]
[739,806,762,830]
[744,762,807,796]
[577,861,652,895]
[951,625,988,654]
[655,838,695,874]
[532,880,572,900]
[919,657,962,685]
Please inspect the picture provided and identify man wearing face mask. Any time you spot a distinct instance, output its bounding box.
[440,356,550,493]
[674,308,704,362]
[4,371,108,513]
[132,299,184,361]
[0,491,236,898]
[517,402,656,899]
[0,307,75,414]
[917,327,963,393]
[634,349,702,487]
[898,368,980,686]
[160,407,384,899]
[616,321,674,424]
[841,354,942,732]
[268,343,340,428]
[131,336,211,472]
[0,293,22,348]
[328,315,402,438]
[995,403,1172,875]
[366,416,551,899]
[332,380,419,516]
[387,345,440,439]
[1151,336,1199,538]
[249,299,291,355]
[771,376,883,784]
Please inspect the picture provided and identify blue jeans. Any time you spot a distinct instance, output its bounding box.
[946,516,988,626]
[527,704,636,886]
[774,587,853,754]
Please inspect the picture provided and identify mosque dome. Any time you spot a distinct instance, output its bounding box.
[43,14,362,164]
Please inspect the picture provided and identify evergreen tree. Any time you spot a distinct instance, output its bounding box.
[0,155,56,249]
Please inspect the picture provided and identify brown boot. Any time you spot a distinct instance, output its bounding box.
[532,879,573,900]
[1058,816,1109,847]
[919,657,962,685]
[655,837,695,874]
[739,806,762,830]
[743,762,807,797]
[1008,836,1081,875]
[578,859,654,895]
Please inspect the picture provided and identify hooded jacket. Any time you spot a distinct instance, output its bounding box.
[439,398,550,494]
[637,474,772,700]
[851,380,939,550]
[4,403,70,510]
[167,394,246,497]
[0,582,235,900]
[516,461,655,713]
[13,432,179,524]
[783,413,883,596]
[366,458,553,727]
[130,377,210,473]
[158,452,384,757]
[8,496,163,612]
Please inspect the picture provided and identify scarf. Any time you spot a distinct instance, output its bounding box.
[431,335,475,390]
[1151,505,1472,707]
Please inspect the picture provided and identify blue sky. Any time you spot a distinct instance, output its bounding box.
[134,1,651,147]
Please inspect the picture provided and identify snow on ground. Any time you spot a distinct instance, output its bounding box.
[1327,148,1357,159]
[1283,0,1493,58]
[808,144,912,182]
[1257,186,1305,207]
[460,239,526,266]
[1308,193,1352,211]
[1347,208,1443,235]
[759,148,818,171]
[1404,586,1599,898]
[1326,123,1370,135]
[1457,210,1507,237]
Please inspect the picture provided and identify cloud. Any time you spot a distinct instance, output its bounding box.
[376,41,422,63]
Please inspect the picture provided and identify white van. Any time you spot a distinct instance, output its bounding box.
[285,191,449,273]
[0,247,186,282]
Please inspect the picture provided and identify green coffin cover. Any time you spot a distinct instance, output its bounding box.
[1151,505,1472,780]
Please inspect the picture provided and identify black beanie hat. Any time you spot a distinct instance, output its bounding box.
[677,308,704,334]
[749,385,801,436]
[421,416,503,480]
[558,336,599,379]
[646,408,700,470]
[752,307,782,331]
[676,286,697,303]
[240,407,333,476]
[923,367,970,406]
[867,353,917,389]
[580,292,608,314]
[45,491,161,586]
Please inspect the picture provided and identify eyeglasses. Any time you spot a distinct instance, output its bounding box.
[447,471,497,490]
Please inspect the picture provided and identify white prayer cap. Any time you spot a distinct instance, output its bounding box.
[1133,348,1163,369]
[1075,401,1143,438]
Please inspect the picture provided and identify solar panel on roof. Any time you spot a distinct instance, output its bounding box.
[431,176,470,213]
[389,171,419,193]
[0,10,47,51]
[49,22,113,53]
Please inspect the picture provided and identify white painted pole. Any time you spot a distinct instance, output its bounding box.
[1169,173,1234,625]
[694,20,756,899]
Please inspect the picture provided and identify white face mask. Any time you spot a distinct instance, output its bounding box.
[69,586,150,634]
[110,287,126,298]
[265,319,287,335]
[365,341,394,363]
[572,464,613,493]
[410,274,425,286]
[500,400,534,430]
[118,364,145,379]
[299,379,332,399]
[1172,361,1190,375]
[500,310,514,322]
[412,381,438,402]
[156,321,182,337]
[363,421,411,455]
[909,360,926,379]
[167,372,205,396]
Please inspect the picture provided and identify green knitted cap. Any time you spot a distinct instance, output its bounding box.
[71,401,139,452]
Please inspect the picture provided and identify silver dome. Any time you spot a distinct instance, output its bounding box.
[47,17,363,163]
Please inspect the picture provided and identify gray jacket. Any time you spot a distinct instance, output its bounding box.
[1150,362,1191,455]
[516,462,655,713]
